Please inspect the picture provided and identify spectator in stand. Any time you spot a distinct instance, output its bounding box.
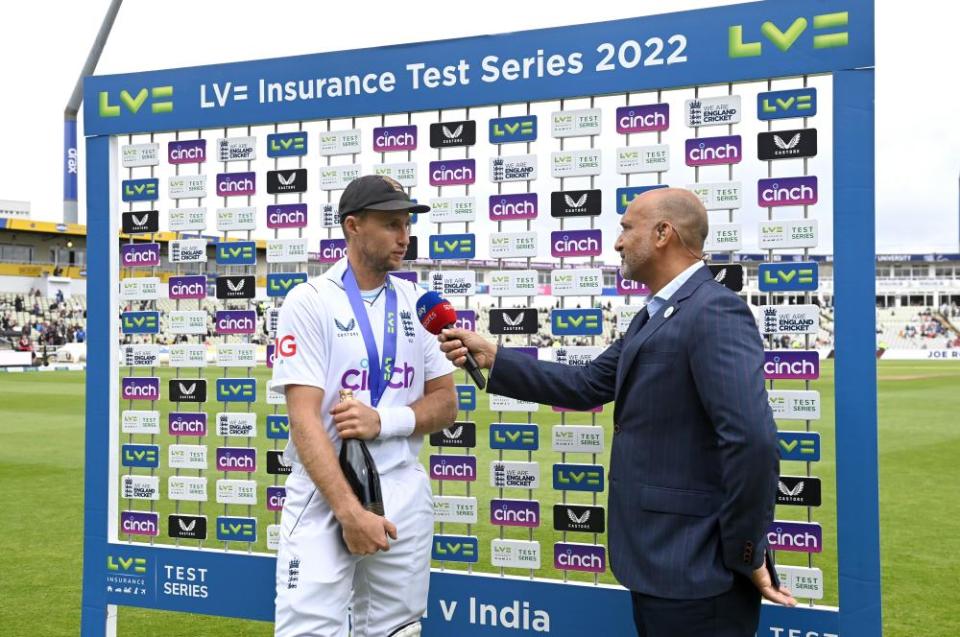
[16,333,32,350]
[74,326,86,343]
[14,295,23,313]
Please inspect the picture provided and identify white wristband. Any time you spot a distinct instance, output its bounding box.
[375,406,416,439]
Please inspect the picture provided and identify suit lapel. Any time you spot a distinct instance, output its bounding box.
[616,266,713,395]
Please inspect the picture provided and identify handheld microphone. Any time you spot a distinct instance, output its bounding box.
[416,291,486,389]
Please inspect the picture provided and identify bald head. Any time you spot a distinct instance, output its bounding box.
[644,188,709,253]
[615,187,710,290]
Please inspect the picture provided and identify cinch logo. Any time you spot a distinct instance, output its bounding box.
[216,447,257,472]
[758,177,818,207]
[551,229,602,258]
[553,464,605,492]
[267,486,287,511]
[616,185,668,214]
[429,159,475,186]
[216,172,256,197]
[489,193,538,220]
[615,104,669,133]
[216,516,257,542]
[267,131,308,157]
[168,275,207,300]
[554,543,605,573]
[216,378,256,403]
[267,273,307,297]
[552,309,602,336]
[490,499,540,528]
[429,234,475,259]
[120,243,160,268]
[685,136,742,166]
[318,238,348,264]
[121,312,159,334]
[168,139,206,164]
[759,262,819,292]
[758,88,818,120]
[764,351,820,380]
[168,412,207,436]
[341,359,415,391]
[121,444,160,468]
[266,204,308,229]
[456,384,476,411]
[216,310,256,335]
[778,432,821,462]
[99,86,173,117]
[373,125,417,152]
[490,424,539,451]
[431,535,479,562]
[107,555,147,574]
[216,241,256,265]
[121,178,159,202]
[429,455,477,481]
[767,521,822,553]
[489,115,537,143]
[729,12,849,58]
[455,310,476,332]
[616,272,649,296]
[266,414,290,440]
[120,511,159,536]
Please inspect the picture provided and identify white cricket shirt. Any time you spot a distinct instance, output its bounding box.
[269,257,454,473]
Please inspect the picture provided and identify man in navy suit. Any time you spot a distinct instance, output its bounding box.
[440,188,795,636]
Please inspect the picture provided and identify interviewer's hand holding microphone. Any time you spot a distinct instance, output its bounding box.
[416,291,496,386]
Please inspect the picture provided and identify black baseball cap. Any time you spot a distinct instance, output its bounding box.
[338,175,430,217]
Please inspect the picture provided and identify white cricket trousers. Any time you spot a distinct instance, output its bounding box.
[274,462,433,637]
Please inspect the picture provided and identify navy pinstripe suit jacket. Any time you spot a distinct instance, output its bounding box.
[487,266,779,598]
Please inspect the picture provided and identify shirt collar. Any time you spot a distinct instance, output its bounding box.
[323,256,350,286]
[646,261,705,318]
[323,256,389,302]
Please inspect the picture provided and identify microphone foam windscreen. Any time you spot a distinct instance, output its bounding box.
[416,291,457,335]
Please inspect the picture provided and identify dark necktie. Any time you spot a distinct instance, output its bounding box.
[630,306,650,338]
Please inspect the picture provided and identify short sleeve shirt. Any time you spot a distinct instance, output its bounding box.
[269,257,455,473]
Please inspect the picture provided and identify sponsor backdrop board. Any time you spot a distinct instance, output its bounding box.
[84,1,877,636]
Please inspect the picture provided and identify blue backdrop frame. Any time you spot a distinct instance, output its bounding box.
[82,1,878,634]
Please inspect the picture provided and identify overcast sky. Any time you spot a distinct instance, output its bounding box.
[0,0,956,254]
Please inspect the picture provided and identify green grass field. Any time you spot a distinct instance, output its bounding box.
[0,360,958,636]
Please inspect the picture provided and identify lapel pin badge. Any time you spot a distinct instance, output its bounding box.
[664,306,675,319]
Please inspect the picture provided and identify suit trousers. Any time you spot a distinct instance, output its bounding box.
[630,573,761,637]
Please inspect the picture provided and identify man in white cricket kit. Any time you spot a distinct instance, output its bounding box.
[270,175,457,637]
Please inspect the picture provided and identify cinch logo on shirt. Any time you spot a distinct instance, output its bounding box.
[340,359,416,391]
